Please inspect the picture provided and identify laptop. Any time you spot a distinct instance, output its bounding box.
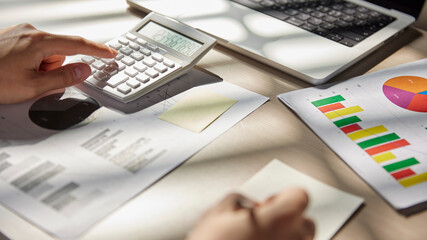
[127,0,425,85]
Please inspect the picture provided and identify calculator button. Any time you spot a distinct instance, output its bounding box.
[121,56,135,66]
[126,33,137,41]
[81,56,95,64]
[133,62,147,72]
[147,43,158,51]
[107,72,129,87]
[103,86,122,97]
[101,58,116,65]
[115,53,124,60]
[136,75,150,83]
[163,58,175,68]
[152,53,164,62]
[93,71,110,81]
[117,83,131,94]
[126,78,141,88]
[119,47,133,56]
[140,48,151,56]
[109,42,122,50]
[142,58,156,67]
[154,64,167,73]
[145,68,159,78]
[92,61,106,70]
[136,38,147,46]
[103,65,118,76]
[86,76,106,88]
[125,67,139,77]
[90,66,96,74]
[113,61,126,71]
[129,42,140,51]
[118,37,129,45]
[130,52,144,61]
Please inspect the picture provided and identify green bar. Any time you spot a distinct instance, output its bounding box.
[333,116,361,128]
[357,133,400,149]
[384,158,419,172]
[312,95,345,107]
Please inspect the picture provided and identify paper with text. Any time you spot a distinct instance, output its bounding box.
[0,72,268,240]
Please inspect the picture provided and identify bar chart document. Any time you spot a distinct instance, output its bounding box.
[278,59,427,215]
[0,70,268,239]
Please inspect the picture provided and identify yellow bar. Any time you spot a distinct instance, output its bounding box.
[373,152,396,163]
[399,172,427,188]
[325,106,364,119]
[347,125,388,141]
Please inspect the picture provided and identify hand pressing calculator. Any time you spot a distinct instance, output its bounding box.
[73,12,216,103]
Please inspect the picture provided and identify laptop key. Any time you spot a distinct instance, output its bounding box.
[265,10,290,20]
[339,37,357,47]
[338,30,365,42]
[302,23,317,31]
[326,33,343,42]
[286,17,304,26]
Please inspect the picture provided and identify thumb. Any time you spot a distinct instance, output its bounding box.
[35,62,91,92]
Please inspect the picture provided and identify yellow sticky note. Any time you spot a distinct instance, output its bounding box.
[158,89,237,133]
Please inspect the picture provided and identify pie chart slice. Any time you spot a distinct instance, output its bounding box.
[383,76,427,113]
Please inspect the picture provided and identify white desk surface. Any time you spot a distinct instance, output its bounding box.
[1,1,427,239]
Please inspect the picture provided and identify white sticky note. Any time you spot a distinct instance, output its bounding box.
[158,88,237,133]
[239,159,363,240]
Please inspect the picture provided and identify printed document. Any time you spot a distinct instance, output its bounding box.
[279,59,427,215]
[0,69,268,239]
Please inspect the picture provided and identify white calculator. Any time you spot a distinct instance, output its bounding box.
[74,12,216,103]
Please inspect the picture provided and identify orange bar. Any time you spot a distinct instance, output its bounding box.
[318,102,345,113]
[366,139,410,156]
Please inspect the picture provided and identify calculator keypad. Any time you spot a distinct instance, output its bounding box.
[78,33,181,102]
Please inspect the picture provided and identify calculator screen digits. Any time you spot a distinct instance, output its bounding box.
[138,21,202,57]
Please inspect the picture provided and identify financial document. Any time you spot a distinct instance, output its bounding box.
[279,59,427,215]
[0,69,268,239]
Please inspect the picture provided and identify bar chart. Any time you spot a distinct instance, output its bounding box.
[312,95,427,188]
[279,59,427,213]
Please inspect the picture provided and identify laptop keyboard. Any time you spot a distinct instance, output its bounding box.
[231,0,396,47]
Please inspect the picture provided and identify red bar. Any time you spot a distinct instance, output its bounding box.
[366,139,410,156]
[318,102,345,113]
[341,124,362,134]
[391,168,416,180]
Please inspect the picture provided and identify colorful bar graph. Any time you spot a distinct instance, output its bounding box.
[373,152,396,163]
[333,116,361,128]
[341,124,362,134]
[347,125,388,141]
[383,158,419,172]
[325,106,364,119]
[314,94,427,188]
[357,133,400,149]
[392,169,416,180]
[399,172,427,187]
[318,102,345,113]
[312,95,345,107]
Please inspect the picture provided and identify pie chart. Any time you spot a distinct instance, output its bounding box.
[383,76,427,112]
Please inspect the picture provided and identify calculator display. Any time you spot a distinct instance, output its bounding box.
[138,21,202,57]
